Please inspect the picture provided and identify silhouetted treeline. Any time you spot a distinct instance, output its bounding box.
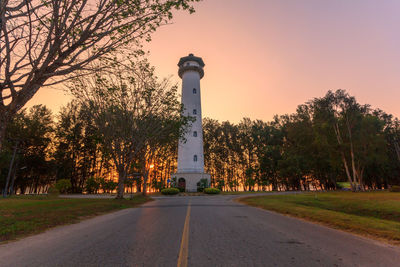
[1,90,399,194]
[0,102,178,195]
[204,90,400,191]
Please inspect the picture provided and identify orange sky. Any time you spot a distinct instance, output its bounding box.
[28,0,400,122]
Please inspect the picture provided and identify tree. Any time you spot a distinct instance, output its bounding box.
[70,58,191,198]
[311,90,388,191]
[55,179,72,194]
[0,0,199,150]
[85,177,101,194]
[1,105,54,196]
[257,117,284,191]
[54,101,112,192]
[138,118,185,196]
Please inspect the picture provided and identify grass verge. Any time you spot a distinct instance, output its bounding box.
[239,191,400,245]
[0,195,151,242]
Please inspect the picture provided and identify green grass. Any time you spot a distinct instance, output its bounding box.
[240,191,400,244]
[0,195,151,242]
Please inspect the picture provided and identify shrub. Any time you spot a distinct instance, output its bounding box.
[390,185,400,192]
[102,180,118,193]
[161,188,180,195]
[47,186,60,198]
[55,179,72,194]
[204,188,221,194]
[178,187,185,192]
[85,177,100,194]
[197,178,209,192]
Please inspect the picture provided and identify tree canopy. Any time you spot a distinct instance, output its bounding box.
[0,0,199,150]
[70,58,192,198]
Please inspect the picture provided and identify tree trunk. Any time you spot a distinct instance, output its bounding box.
[334,122,357,191]
[358,166,365,191]
[346,117,360,192]
[0,125,6,152]
[142,170,149,196]
[136,180,142,192]
[340,151,356,190]
[3,141,18,197]
[348,138,358,190]
[116,168,126,199]
[394,139,400,163]
[9,157,20,196]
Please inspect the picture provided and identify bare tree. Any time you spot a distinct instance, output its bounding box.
[70,58,191,198]
[0,0,198,150]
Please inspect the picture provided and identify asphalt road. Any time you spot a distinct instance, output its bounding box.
[0,195,399,267]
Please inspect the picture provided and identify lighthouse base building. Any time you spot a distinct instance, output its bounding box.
[172,54,210,192]
[172,172,211,193]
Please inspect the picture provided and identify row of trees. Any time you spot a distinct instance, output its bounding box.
[1,0,200,198]
[2,1,398,196]
[1,58,190,198]
[0,0,398,194]
[204,90,400,191]
[2,87,399,196]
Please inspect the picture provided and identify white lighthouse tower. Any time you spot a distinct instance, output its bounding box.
[173,53,210,192]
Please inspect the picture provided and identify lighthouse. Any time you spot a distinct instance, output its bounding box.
[172,53,210,192]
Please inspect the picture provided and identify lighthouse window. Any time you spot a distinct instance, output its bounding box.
[193,131,197,137]
[193,88,197,94]
[193,155,198,162]
[193,109,197,115]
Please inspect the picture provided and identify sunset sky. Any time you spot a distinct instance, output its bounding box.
[28,0,400,123]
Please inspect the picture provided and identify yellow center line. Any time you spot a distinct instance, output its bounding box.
[177,200,191,267]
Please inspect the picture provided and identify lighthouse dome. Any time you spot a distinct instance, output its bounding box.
[178,53,205,78]
[178,53,205,67]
